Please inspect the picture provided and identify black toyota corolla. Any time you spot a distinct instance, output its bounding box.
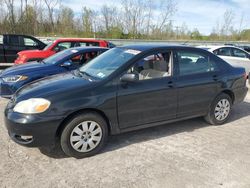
[4,44,248,158]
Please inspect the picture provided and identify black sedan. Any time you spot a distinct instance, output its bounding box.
[0,47,108,98]
[4,44,248,158]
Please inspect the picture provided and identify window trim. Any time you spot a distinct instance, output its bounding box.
[231,47,249,59]
[123,50,174,82]
[175,49,219,77]
[23,37,38,47]
[213,47,232,57]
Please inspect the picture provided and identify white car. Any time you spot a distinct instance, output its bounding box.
[199,45,250,75]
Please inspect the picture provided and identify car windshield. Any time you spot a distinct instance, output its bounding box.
[79,48,140,79]
[43,49,78,64]
[43,42,53,50]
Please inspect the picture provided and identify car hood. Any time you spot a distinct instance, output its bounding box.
[15,71,93,100]
[0,62,53,77]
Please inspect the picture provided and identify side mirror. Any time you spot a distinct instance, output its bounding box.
[61,61,72,67]
[120,73,138,82]
[54,47,60,53]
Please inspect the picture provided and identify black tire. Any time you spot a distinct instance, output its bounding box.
[204,93,232,125]
[60,112,108,158]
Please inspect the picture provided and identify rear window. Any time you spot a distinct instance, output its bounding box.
[24,37,38,46]
[74,42,99,47]
[177,50,218,76]
[8,36,21,46]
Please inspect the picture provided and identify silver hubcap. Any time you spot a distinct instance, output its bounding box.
[70,121,102,152]
[214,99,230,121]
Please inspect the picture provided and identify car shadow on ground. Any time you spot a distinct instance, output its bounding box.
[39,101,250,159]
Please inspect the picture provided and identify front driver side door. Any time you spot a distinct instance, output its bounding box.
[117,50,177,129]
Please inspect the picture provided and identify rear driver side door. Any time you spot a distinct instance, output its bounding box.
[175,49,221,118]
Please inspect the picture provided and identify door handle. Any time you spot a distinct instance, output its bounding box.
[168,81,174,88]
[213,75,218,81]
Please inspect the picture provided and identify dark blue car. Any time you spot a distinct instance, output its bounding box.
[0,47,108,98]
[4,44,248,158]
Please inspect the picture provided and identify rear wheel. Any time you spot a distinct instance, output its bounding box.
[60,112,108,158]
[205,93,232,125]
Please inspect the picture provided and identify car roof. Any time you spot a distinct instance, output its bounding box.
[198,45,250,54]
[119,44,193,51]
[54,38,108,43]
[63,46,108,53]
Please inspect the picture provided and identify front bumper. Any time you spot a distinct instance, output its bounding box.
[14,58,26,65]
[4,108,63,147]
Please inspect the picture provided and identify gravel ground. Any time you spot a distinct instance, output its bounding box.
[0,90,250,188]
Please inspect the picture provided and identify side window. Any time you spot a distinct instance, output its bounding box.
[231,48,248,58]
[0,35,3,45]
[71,51,102,66]
[77,42,99,47]
[213,48,231,56]
[24,37,38,46]
[128,51,172,80]
[54,42,71,51]
[7,36,20,46]
[177,51,218,76]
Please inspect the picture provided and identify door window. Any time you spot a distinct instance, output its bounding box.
[24,37,38,46]
[71,50,104,66]
[128,52,172,80]
[74,42,100,47]
[231,48,248,58]
[0,35,3,45]
[8,36,20,46]
[177,51,218,76]
[213,48,231,56]
[54,42,71,51]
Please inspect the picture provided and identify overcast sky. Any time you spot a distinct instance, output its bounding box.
[61,0,250,35]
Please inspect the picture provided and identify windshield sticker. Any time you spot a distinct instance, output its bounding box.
[71,49,79,53]
[97,72,105,78]
[125,49,141,55]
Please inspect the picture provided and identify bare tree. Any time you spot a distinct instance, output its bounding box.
[121,0,149,38]
[4,0,16,33]
[156,0,177,31]
[220,9,235,36]
[82,7,95,37]
[44,0,60,32]
[101,5,118,32]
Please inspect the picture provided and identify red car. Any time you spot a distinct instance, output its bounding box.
[14,38,112,64]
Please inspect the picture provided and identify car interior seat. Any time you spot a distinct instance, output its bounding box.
[140,59,168,79]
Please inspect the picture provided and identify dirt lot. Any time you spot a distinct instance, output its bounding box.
[0,90,250,188]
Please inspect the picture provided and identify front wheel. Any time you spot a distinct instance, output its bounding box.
[60,112,108,158]
[205,93,232,125]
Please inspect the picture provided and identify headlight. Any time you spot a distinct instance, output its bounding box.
[13,98,51,114]
[2,75,28,83]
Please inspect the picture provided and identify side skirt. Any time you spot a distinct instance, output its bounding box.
[116,113,206,135]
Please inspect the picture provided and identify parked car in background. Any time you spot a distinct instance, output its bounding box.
[199,45,250,76]
[0,34,46,64]
[0,47,108,98]
[225,43,250,53]
[4,44,248,158]
[14,38,113,65]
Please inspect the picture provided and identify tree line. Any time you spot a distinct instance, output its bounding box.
[0,0,249,41]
